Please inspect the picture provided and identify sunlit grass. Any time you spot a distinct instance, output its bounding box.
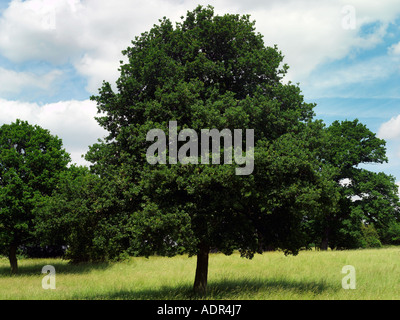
[1,247,400,299]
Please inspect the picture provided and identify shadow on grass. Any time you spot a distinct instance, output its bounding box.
[0,260,110,277]
[74,278,333,300]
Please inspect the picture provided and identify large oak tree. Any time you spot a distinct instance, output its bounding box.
[87,5,336,293]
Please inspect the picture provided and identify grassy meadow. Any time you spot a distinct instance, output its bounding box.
[1,247,400,300]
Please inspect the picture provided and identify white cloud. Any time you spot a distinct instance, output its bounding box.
[74,53,122,94]
[240,0,399,83]
[389,42,400,56]
[196,0,400,83]
[301,53,398,98]
[0,98,107,166]
[0,0,188,93]
[1,0,400,95]
[0,0,82,63]
[378,114,400,140]
[0,67,62,96]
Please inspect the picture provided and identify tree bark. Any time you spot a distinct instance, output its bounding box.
[320,227,330,251]
[193,243,209,295]
[9,244,18,275]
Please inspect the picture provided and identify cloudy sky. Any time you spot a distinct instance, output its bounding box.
[0,0,400,183]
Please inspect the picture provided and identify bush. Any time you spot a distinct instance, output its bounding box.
[382,221,400,245]
[361,223,382,248]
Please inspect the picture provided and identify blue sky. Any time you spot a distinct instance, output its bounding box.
[0,0,400,185]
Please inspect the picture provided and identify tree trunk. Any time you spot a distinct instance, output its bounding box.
[9,244,18,275]
[193,243,209,295]
[320,227,329,251]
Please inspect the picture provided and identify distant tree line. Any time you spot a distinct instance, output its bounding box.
[1,6,399,293]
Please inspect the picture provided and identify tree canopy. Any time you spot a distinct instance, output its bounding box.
[0,119,70,273]
[86,5,338,293]
[314,119,400,249]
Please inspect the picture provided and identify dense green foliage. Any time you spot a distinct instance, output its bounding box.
[34,165,132,262]
[307,119,400,250]
[0,120,70,273]
[86,4,331,268]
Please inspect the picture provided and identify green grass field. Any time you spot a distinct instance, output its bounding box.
[1,247,400,300]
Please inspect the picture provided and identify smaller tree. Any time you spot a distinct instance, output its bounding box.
[0,120,70,273]
[34,165,132,263]
[312,119,400,249]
